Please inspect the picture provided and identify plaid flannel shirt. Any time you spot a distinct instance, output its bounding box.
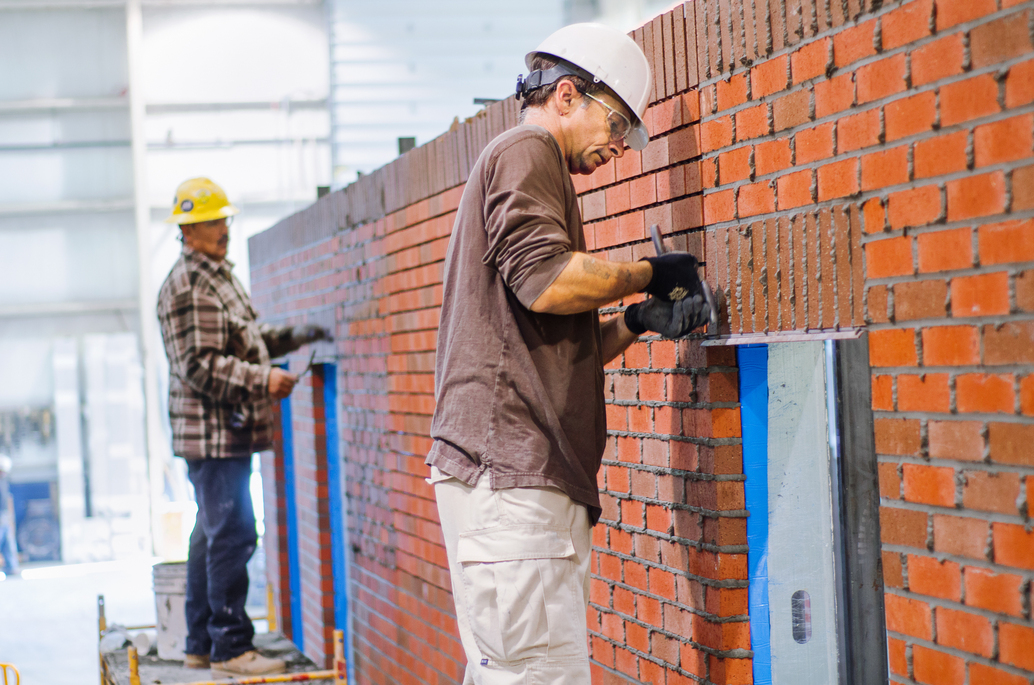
[157,246,299,460]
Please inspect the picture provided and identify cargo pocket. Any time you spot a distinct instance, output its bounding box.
[456,525,587,665]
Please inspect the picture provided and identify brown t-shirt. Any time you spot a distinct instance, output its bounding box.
[428,125,607,520]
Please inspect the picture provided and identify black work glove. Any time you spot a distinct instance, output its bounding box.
[290,324,333,345]
[642,252,702,302]
[624,294,711,339]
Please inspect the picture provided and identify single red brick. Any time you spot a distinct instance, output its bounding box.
[701,116,734,153]
[947,171,1007,222]
[889,186,943,231]
[970,9,1034,70]
[913,130,968,179]
[870,284,891,323]
[718,146,752,184]
[751,55,790,98]
[903,464,956,506]
[1000,622,1034,671]
[923,325,980,365]
[936,607,994,657]
[888,637,908,675]
[776,170,814,210]
[898,372,950,411]
[872,374,894,410]
[911,34,966,87]
[884,551,905,588]
[933,514,988,560]
[773,89,812,132]
[935,0,998,30]
[754,138,792,176]
[1022,373,1034,414]
[970,663,1029,685]
[862,146,910,191]
[894,279,948,322]
[818,158,859,200]
[964,470,1021,516]
[838,108,881,153]
[917,227,971,273]
[884,593,932,639]
[716,73,749,112]
[880,506,929,548]
[866,236,914,278]
[795,123,835,164]
[879,462,902,498]
[940,74,1001,127]
[704,189,736,223]
[908,554,961,600]
[974,114,1034,168]
[989,422,1034,467]
[863,197,886,234]
[1006,59,1034,108]
[833,19,877,68]
[869,328,918,366]
[885,91,937,142]
[957,372,1016,413]
[815,72,855,118]
[1017,271,1034,314]
[979,219,1034,265]
[875,418,922,455]
[951,272,1010,317]
[883,0,933,50]
[984,321,1034,365]
[965,566,1025,616]
[857,54,907,104]
[928,420,984,461]
[792,38,830,84]
[737,182,775,217]
[914,645,964,685]
[735,104,770,141]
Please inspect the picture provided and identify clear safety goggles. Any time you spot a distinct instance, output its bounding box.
[582,91,633,143]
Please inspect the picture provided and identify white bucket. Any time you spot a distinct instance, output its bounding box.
[153,561,188,660]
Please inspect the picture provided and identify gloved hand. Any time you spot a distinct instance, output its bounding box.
[290,324,333,345]
[624,294,711,339]
[642,252,702,302]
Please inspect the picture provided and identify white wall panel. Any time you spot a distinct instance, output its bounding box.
[0,109,131,147]
[0,10,128,101]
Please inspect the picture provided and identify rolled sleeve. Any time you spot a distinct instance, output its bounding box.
[482,136,575,309]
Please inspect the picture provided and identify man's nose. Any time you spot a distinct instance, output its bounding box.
[608,140,626,158]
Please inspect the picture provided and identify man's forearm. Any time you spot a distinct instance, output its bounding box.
[601,314,641,364]
[530,253,653,315]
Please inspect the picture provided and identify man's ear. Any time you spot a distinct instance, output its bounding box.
[553,79,580,115]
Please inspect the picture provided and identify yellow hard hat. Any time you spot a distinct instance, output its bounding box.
[165,177,240,225]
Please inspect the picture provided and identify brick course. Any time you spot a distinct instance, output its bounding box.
[250,1,1034,683]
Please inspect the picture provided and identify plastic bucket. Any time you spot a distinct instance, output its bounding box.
[153,561,188,660]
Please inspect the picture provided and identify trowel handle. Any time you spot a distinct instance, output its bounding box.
[650,224,666,256]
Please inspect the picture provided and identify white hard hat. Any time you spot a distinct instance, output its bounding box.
[0,455,11,472]
[524,23,653,151]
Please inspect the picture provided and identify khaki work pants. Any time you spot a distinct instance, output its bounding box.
[432,468,593,685]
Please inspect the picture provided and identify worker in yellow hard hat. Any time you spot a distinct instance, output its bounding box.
[157,177,331,677]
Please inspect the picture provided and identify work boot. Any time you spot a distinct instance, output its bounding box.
[211,651,286,677]
[183,653,210,668]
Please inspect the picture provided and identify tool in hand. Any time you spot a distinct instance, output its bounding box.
[297,349,317,379]
[649,224,719,336]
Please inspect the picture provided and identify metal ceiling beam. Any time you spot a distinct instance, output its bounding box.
[0,0,320,9]
[0,97,129,114]
[146,99,327,113]
[0,300,139,318]
[0,198,135,216]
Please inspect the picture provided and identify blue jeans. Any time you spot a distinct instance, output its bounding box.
[0,511,18,575]
[185,457,257,662]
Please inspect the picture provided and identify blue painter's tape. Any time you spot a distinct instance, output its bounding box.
[280,377,303,653]
[738,344,771,685]
[322,364,355,683]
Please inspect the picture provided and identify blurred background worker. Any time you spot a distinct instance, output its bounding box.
[0,454,19,579]
[156,177,331,677]
[428,23,710,684]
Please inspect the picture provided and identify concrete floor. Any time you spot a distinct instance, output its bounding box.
[0,558,158,685]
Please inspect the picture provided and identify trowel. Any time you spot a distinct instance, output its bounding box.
[649,224,719,337]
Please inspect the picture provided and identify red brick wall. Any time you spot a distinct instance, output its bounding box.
[249,1,1034,683]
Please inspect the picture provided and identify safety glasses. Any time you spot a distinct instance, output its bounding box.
[582,91,633,143]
